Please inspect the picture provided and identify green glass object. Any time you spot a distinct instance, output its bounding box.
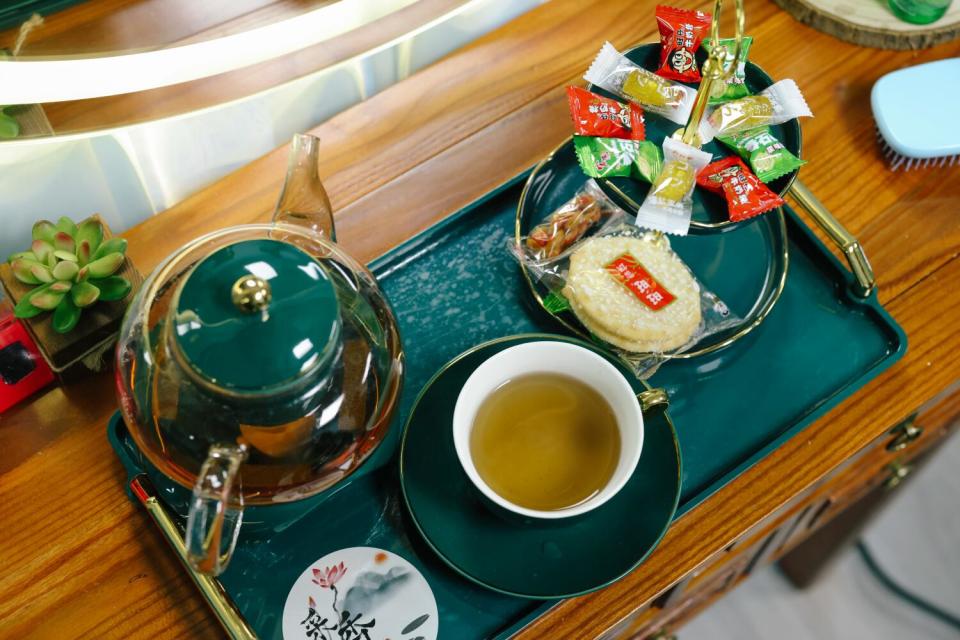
[888,0,951,24]
[175,239,341,393]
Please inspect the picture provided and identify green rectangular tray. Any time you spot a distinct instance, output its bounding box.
[108,170,905,639]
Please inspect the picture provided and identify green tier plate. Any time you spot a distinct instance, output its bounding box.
[517,136,788,362]
[586,43,803,233]
[108,165,904,638]
[400,334,681,599]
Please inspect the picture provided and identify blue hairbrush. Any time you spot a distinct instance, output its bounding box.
[872,57,960,170]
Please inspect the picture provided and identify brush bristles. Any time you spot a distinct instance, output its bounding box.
[876,125,959,171]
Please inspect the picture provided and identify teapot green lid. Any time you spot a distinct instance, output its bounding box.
[173,239,341,394]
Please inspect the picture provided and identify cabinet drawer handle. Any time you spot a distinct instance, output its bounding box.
[887,420,923,452]
[883,461,913,490]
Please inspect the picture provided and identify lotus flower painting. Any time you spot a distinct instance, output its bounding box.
[283,547,438,640]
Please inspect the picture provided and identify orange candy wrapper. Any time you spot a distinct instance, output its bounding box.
[697,157,785,222]
[656,5,712,83]
[567,87,645,141]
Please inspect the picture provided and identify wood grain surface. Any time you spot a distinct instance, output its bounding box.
[771,0,960,50]
[1,0,959,638]
[0,0,468,133]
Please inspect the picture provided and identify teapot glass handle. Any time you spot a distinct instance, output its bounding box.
[273,133,337,241]
[185,443,247,576]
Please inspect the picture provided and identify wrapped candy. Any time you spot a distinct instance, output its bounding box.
[656,5,712,83]
[633,140,663,184]
[567,86,646,140]
[520,180,622,261]
[700,79,812,142]
[716,125,806,182]
[574,136,640,178]
[574,136,663,183]
[697,156,784,222]
[702,36,753,104]
[635,137,712,236]
[585,42,697,125]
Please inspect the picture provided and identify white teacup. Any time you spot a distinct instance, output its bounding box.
[453,341,644,519]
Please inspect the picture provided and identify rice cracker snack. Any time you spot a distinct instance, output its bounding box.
[563,234,701,352]
[510,210,740,376]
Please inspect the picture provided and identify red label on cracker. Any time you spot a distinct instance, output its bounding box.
[605,254,676,311]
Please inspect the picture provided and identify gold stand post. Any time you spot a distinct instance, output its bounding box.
[680,0,746,148]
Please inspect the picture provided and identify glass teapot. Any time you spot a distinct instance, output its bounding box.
[115,135,403,575]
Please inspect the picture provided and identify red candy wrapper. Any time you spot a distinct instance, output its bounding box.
[697,157,785,222]
[656,5,712,83]
[567,87,645,140]
[629,102,645,141]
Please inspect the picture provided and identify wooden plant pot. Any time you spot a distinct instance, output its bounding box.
[0,215,142,381]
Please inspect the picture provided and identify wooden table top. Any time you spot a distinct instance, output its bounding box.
[0,0,468,133]
[2,0,959,637]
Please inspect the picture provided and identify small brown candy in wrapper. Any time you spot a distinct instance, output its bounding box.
[522,180,621,261]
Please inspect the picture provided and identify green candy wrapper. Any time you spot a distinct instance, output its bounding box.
[633,140,663,184]
[717,126,806,183]
[573,136,662,183]
[574,136,638,178]
[703,36,753,104]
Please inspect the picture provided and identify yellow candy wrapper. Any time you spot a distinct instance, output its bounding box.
[584,42,697,126]
[635,137,712,236]
[700,79,812,142]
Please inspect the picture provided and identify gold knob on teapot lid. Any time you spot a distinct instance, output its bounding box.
[231,275,272,313]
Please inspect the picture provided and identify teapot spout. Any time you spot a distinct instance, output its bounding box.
[273,133,336,240]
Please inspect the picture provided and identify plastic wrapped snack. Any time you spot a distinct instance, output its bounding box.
[717,125,806,182]
[512,214,740,378]
[518,179,622,261]
[574,136,640,178]
[567,86,645,140]
[656,5,712,83]
[584,42,697,125]
[574,136,664,184]
[633,140,664,184]
[701,79,812,142]
[697,156,785,222]
[635,137,713,236]
[702,36,753,104]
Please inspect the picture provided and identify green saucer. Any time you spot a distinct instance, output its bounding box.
[399,334,682,599]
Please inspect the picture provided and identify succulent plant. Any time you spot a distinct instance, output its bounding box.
[8,216,132,333]
[0,107,18,139]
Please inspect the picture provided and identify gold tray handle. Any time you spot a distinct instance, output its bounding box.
[131,475,258,640]
[788,180,876,298]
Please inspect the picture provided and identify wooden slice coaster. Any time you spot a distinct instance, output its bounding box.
[772,0,960,49]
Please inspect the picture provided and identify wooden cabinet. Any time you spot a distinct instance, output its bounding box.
[602,387,960,640]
